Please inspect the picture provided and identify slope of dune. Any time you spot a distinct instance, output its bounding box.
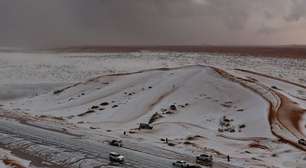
[1,52,306,168]
[8,65,272,138]
[4,65,278,167]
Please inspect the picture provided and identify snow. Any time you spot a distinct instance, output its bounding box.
[6,65,271,139]
[0,51,305,85]
[0,148,31,168]
[0,51,305,168]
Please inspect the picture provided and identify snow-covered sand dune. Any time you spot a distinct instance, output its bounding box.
[1,52,305,168]
[4,65,276,167]
[9,65,271,138]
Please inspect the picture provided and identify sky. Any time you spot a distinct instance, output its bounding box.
[1,0,306,48]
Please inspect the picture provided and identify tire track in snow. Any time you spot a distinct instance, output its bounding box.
[214,67,306,151]
[233,69,306,137]
[235,69,306,89]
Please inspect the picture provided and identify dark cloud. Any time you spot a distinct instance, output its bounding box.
[0,0,305,48]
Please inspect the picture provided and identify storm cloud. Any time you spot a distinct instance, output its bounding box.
[0,0,306,48]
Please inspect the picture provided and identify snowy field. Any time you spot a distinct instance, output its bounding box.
[0,51,305,168]
[0,51,305,85]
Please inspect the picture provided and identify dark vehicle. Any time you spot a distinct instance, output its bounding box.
[172,160,188,168]
[139,123,153,129]
[109,140,123,147]
[109,152,124,163]
[170,105,177,111]
[196,154,213,166]
[298,139,306,146]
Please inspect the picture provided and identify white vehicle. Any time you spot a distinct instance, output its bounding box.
[109,152,125,163]
[172,161,202,168]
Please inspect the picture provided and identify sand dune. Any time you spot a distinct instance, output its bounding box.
[1,52,305,168]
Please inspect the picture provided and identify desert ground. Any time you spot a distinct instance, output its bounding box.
[0,50,305,168]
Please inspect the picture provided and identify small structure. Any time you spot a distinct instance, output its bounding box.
[218,116,240,133]
[91,105,99,109]
[100,102,109,106]
[224,126,236,133]
[219,116,231,127]
[170,104,177,111]
[148,112,163,124]
[298,139,306,146]
[139,123,153,130]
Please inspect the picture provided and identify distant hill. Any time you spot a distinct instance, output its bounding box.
[2,45,305,58]
[45,45,306,58]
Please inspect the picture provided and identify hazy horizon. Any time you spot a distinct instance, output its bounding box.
[1,0,306,48]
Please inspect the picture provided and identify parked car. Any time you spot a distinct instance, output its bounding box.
[172,160,188,168]
[298,139,306,146]
[172,161,202,168]
[109,140,123,147]
[109,152,124,163]
[196,154,213,166]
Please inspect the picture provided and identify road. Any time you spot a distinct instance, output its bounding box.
[0,118,237,168]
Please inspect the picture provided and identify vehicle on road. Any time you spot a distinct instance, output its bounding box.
[172,160,188,167]
[109,152,125,163]
[172,160,202,168]
[196,154,213,166]
[109,139,123,147]
[298,139,306,146]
